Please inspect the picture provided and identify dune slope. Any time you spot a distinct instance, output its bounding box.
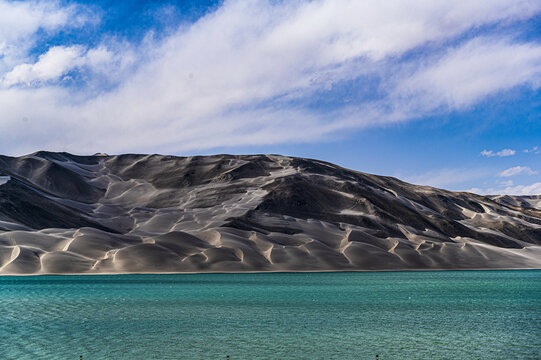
[0,152,540,274]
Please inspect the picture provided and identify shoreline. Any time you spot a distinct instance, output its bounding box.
[1,267,540,277]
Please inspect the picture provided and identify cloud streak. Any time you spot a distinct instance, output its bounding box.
[523,146,540,154]
[498,182,541,195]
[392,37,541,112]
[499,166,538,177]
[468,181,541,195]
[0,0,541,155]
[481,149,516,157]
[402,168,491,188]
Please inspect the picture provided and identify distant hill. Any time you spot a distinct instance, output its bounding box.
[0,151,539,274]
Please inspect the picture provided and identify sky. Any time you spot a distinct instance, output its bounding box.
[0,0,540,195]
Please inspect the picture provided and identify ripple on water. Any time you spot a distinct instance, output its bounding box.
[0,271,540,360]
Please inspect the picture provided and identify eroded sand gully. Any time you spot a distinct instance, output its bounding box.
[0,152,540,274]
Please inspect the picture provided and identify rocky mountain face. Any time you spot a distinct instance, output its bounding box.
[0,152,539,274]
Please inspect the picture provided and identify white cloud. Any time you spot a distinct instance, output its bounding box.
[499,179,514,187]
[481,149,516,157]
[2,46,84,86]
[481,150,493,157]
[402,168,490,188]
[499,166,538,177]
[498,182,541,195]
[0,0,541,155]
[1,42,137,88]
[524,146,540,154]
[391,37,541,112]
[472,182,541,195]
[0,0,92,73]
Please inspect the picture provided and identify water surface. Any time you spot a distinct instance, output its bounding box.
[1,271,539,359]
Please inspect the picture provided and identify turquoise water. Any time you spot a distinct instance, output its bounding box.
[0,271,539,360]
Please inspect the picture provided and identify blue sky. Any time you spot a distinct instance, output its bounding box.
[0,0,540,194]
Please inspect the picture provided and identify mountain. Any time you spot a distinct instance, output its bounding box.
[0,152,539,274]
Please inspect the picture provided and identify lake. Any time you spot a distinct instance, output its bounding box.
[0,271,539,359]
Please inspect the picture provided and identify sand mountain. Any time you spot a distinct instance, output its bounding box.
[0,152,539,274]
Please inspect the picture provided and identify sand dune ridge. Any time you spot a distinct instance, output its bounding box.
[0,152,540,274]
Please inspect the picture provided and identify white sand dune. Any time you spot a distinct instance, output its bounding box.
[0,151,540,274]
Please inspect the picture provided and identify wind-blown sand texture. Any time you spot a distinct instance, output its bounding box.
[0,152,540,274]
